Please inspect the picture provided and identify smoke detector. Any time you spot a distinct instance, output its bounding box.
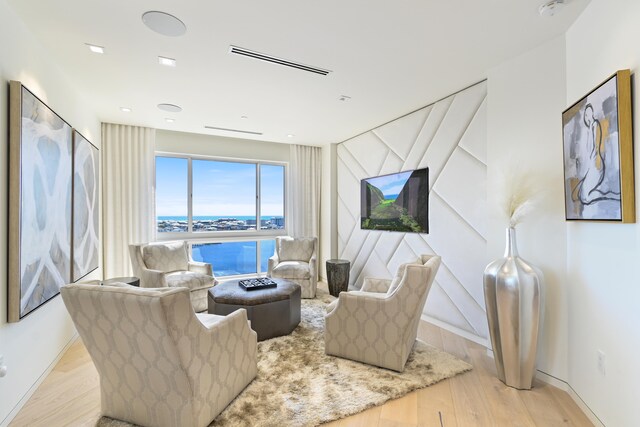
[539,0,566,17]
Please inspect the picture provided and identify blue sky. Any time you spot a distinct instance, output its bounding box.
[156,157,284,216]
[366,171,412,198]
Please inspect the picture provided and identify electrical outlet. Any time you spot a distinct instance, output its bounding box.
[597,350,606,375]
[0,354,7,378]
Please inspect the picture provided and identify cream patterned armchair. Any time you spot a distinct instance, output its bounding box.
[268,236,318,298]
[129,241,216,312]
[325,254,441,372]
[61,283,257,427]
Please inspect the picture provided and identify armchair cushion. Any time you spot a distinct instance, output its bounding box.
[272,261,311,279]
[142,241,189,272]
[277,237,315,262]
[165,271,215,291]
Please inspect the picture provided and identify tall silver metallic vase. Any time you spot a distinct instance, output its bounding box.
[484,227,544,390]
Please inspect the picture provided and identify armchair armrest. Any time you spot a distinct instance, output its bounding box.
[309,256,317,280]
[325,290,386,315]
[268,253,279,276]
[201,307,253,335]
[361,277,392,293]
[186,308,258,403]
[326,291,388,319]
[139,268,167,288]
[188,260,213,276]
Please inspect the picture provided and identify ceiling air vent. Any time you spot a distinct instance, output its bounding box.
[229,45,331,76]
[204,125,263,136]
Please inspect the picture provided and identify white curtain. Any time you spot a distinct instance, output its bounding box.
[288,144,322,238]
[101,123,156,278]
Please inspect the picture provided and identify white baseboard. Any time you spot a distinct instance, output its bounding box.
[0,333,79,427]
[566,385,606,427]
[420,314,489,347]
[536,371,605,427]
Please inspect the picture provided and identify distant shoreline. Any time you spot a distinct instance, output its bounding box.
[157,216,284,232]
[158,215,283,220]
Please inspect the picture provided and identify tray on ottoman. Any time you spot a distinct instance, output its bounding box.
[239,277,277,290]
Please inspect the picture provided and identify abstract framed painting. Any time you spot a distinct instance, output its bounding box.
[72,130,99,282]
[9,81,73,322]
[562,69,635,222]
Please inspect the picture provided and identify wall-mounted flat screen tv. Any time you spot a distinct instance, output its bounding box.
[361,168,429,233]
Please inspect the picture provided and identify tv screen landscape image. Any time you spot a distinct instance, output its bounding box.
[361,168,429,233]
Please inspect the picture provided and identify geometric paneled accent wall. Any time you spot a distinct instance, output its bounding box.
[337,81,488,341]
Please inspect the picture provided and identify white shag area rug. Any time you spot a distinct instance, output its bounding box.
[99,289,471,427]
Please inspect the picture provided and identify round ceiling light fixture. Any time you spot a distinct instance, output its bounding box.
[157,103,183,113]
[539,0,566,17]
[142,11,187,37]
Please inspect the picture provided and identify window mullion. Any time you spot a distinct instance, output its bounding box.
[256,163,261,272]
[188,157,193,234]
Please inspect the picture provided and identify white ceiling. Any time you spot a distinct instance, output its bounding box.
[8,0,589,146]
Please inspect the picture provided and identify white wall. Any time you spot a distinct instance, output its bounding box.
[336,81,489,343]
[487,36,569,384]
[565,1,640,425]
[0,0,101,424]
[486,2,640,422]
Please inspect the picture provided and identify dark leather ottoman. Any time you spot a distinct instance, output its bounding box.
[208,278,301,341]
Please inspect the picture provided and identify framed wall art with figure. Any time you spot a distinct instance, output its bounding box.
[562,69,635,223]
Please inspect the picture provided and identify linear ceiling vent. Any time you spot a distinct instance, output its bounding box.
[229,45,331,76]
[204,125,263,136]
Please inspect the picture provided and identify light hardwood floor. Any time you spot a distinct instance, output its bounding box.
[10,322,593,427]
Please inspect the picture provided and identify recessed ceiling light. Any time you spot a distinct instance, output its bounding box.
[86,43,105,54]
[287,134,295,138]
[142,11,187,37]
[158,56,176,67]
[165,118,175,123]
[539,0,566,17]
[120,107,131,112]
[157,103,182,113]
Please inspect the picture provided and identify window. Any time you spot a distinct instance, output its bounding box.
[155,154,286,278]
[156,157,188,233]
[156,155,286,235]
[192,160,257,232]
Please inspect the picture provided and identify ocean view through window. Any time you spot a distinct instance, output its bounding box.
[191,239,276,277]
[156,154,286,277]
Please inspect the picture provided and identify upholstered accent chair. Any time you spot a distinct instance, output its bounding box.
[324,254,441,372]
[60,283,257,427]
[129,241,217,312]
[267,236,318,298]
